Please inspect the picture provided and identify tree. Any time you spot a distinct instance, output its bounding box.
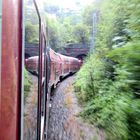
[73,23,90,44]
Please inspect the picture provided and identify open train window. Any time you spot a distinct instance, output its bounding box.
[22,0,39,139]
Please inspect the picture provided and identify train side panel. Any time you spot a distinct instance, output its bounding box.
[49,49,62,86]
[59,54,70,77]
[69,57,81,73]
[0,0,22,139]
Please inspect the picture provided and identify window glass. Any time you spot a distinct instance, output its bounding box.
[23,0,39,139]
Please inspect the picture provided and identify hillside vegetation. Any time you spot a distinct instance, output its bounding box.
[74,0,140,139]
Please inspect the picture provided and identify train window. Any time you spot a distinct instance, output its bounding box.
[22,0,39,139]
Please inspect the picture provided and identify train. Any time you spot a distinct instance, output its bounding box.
[25,48,82,87]
[0,0,81,140]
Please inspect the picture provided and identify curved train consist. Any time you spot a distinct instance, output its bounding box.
[0,0,81,140]
[25,48,81,87]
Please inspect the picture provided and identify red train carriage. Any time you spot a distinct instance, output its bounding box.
[49,49,62,87]
[59,54,70,76]
[25,48,81,88]
[68,56,82,73]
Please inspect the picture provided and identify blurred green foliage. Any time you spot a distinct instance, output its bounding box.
[24,69,31,100]
[74,0,140,139]
[24,1,39,45]
[46,13,90,51]
[25,22,39,44]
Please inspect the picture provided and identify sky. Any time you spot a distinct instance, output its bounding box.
[46,0,94,10]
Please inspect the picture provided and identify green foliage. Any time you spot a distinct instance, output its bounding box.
[47,17,62,50]
[73,23,90,44]
[75,53,106,103]
[75,54,140,139]
[80,91,132,140]
[126,0,140,40]
[24,69,31,100]
[25,22,39,44]
[46,14,90,51]
[108,42,140,95]
[24,1,39,44]
[46,15,74,51]
[127,99,140,140]
[82,1,101,26]
[75,0,140,139]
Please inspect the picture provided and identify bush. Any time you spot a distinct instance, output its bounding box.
[75,53,105,104]
[128,99,140,140]
[75,53,140,139]
[108,42,140,96]
[74,43,140,139]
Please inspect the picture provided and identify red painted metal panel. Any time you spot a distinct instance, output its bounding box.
[25,56,39,73]
[0,0,22,140]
